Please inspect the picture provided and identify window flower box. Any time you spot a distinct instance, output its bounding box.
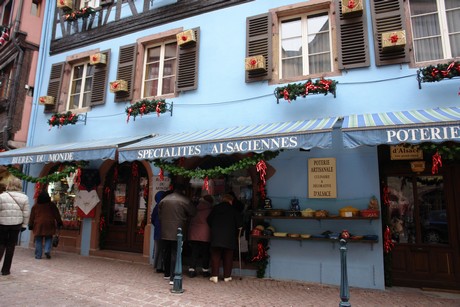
[176,29,196,47]
[39,96,55,106]
[57,0,72,10]
[89,53,106,65]
[245,55,266,72]
[110,80,128,93]
[341,0,363,16]
[382,30,406,50]
[48,111,78,128]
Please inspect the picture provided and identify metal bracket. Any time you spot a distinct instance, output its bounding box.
[77,113,87,125]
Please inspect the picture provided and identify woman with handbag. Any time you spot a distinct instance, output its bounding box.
[28,191,63,259]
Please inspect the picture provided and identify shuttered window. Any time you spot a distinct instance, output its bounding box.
[246,13,272,83]
[115,44,137,102]
[67,62,94,110]
[176,27,199,92]
[44,62,65,113]
[90,50,110,106]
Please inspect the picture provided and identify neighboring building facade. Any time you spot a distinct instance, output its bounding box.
[0,0,459,291]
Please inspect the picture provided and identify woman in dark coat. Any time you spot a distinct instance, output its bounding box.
[28,192,63,259]
[207,193,243,283]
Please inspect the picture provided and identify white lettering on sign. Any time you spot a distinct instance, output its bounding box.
[11,156,34,164]
[48,152,74,162]
[137,145,201,159]
[386,126,460,143]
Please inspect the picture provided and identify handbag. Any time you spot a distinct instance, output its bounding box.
[52,235,60,247]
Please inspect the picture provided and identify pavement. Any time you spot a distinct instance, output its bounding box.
[1,247,460,307]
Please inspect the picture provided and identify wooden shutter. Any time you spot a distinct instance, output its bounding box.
[90,50,110,107]
[114,44,137,102]
[44,62,65,113]
[176,27,199,92]
[246,13,272,83]
[370,0,409,66]
[336,0,370,69]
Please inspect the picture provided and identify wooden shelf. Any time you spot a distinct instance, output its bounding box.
[252,215,378,221]
[251,235,378,244]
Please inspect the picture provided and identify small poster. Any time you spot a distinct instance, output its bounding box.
[308,157,337,199]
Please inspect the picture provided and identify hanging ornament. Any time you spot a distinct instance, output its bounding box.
[432,150,442,174]
[202,176,210,193]
[34,182,42,199]
[251,242,269,262]
[384,226,394,253]
[74,168,81,188]
[383,185,390,206]
[66,172,77,192]
[258,181,266,200]
[256,159,267,184]
[159,168,164,181]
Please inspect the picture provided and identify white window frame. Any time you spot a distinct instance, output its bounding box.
[79,0,100,8]
[409,0,458,63]
[66,61,93,111]
[278,11,333,80]
[141,40,177,98]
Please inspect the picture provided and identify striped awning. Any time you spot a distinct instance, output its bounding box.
[118,117,338,162]
[0,135,150,165]
[341,107,460,148]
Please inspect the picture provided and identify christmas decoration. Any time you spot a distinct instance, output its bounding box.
[7,162,86,184]
[381,30,406,50]
[125,98,172,122]
[176,29,196,46]
[0,26,10,47]
[38,96,55,106]
[341,0,363,16]
[245,55,266,72]
[99,216,107,248]
[251,240,269,278]
[63,6,96,21]
[48,111,78,128]
[109,80,128,93]
[152,151,279,179]
[57,0,72,10]
[89,53,107,65]
[383,185,390,206]
[159,168,164,181]
[418,61,460,83]
[431,150,442,174]
[275,78,338,103]
[383,226,394,254]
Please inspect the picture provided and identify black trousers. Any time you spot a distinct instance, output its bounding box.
[189,241,210,270]
[162,239,177,281]
[0,225,21,274]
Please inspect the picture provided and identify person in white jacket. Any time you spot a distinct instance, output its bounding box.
[0,175,29,276]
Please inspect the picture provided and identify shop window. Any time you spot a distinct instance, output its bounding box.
[141,41,177,98]
[47,173,80,231]
[67,62,94,110]
[408,0,460,63]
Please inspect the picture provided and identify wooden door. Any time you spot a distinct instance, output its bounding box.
[102,162,149,253]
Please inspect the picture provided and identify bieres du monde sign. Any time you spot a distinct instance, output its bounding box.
[11,152,76,164]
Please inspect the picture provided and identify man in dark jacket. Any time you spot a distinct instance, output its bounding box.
[207,193,243,283]
[158,183,196,285]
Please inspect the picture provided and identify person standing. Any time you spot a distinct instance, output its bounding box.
[28,192,63,259]
[158,183,196,285]
[151,190,170,273]
[0,175,30,276]
[207,193,243,283]
[188,194,213,278]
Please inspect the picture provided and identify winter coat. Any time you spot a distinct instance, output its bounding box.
[151,204,161,240]
[0,191,30,228]
[158,192,196,241]
[28,202,63,236]
[207,201,243,250]
[188,198,213,242]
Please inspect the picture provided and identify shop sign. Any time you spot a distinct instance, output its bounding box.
[11,152,75,164]
[390,145,423,160]
[308,157,337,199]
[386,126,460,143]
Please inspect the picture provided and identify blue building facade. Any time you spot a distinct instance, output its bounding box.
[1,0,459,290]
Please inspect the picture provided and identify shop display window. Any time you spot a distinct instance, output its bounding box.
[48,177,80,230]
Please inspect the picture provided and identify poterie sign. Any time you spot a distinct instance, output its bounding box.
[386,126,460,143]
[308,157,337,199]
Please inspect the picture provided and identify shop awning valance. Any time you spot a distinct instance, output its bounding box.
[0,135,151,165]
[118,117,339,162]
[341,107,460,148]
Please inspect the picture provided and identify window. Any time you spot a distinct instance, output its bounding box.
[280,13,332,79]
[0,0,11,26]
[79,0,100,8]
[31,0,41,17]
[67,62,94,110]
[142,41,177,97]
[0,63,13,99]
[409,0,460,63]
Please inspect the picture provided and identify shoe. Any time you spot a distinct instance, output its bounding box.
[224,277,232,282]
[188,269,197,278]
[35,256,41,260]
[1,271,10,276]
[45,253,51,259]
[209,276,218,283]
[169,281,174,285]
[202,271,211,278]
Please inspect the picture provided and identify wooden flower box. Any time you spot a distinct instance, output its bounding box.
[245,55,266,72]
[176,29,196,47]
[341,0,363,16]
[110,80,128,93]
[382,30,406,50]
[57,0,72,10]
[38,96,55,106]
[89,53,106,65]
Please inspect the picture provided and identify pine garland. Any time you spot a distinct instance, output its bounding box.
[152,151,279,179]
[418,61,460,83]
[7,162,87,183]
[125,98,170,122]
[48,111,79,128]
[63,7,96,21]
[275,78,338,102]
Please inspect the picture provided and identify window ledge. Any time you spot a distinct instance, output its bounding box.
[67,107,91,114]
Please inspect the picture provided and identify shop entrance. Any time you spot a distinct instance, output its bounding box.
[101,162,149,253]
[379,146,460,289]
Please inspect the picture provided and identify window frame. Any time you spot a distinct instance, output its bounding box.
[269,0,339,85]
[66,60,94,112]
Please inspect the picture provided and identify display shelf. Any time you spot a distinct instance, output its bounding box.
[252,215,378,221]
[251,235,378,243]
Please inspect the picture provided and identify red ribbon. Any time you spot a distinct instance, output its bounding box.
[258,181,266,200]
[127,108,132,123]
[283,89,290,102]
[390,34,399,44]
[140,104,146,116]
[384,226,394,253]
[73,168,81,189]
[159,168,164,181]
[383,185,390,206]
[256,160,267,184]
[249,58,257,67]
[251,242,268,262]
[156,101,162,117]
[34,182,42,199]
[432,151,442,174]
[202,176,209,192]
[347,0,356,9]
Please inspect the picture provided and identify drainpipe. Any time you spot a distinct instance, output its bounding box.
[3,0,25,150]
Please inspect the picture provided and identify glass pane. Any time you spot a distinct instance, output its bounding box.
[387,176,415,244]
[72,65,84,79]
[82,92,91,108]
[414,37,443,61]
[69,94,79,109]
[164,42,177,60]
[449,33,460,57]
[446,0,460,10]
[84,76,93,91]
[446,9,460,33]
[162,76,174,95]
[307,14,329,34]
[281,18,302,39]
[281,37,302,58]
[146,63,159,79]
[417,176,448,245]
[308,32,330,54]
[309,53,331,74]
[143,80,158,97]
[163,58,176,77]
[282,57,302,78]
[147,46,161,63]
[71,79,82,95]
[409,0,438,15]
[411,15,440,38]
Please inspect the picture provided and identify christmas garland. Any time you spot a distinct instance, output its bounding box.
[125,98,170,122]
[48,111,79,128]
[63,7,96,21]
[418,61,460,83]
[418,143,460,160]
[275,78,338,102]
[152,151,279,179]
[251,240,269,278]
[7,162,86,184]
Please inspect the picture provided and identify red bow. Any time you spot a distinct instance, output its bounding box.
[432,151,442,174]
[384,226,394,253]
